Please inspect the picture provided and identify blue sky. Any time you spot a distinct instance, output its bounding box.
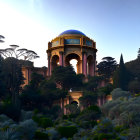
[0,0,140,67]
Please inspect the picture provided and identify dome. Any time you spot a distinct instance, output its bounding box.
[59,29,86,36]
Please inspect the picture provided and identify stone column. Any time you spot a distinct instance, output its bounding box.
[59,52,63,66]
[83,52,87,76]
[48,55,50,76]
[50,61,52,76]
[89,61,94,76]
[77,60,82,74]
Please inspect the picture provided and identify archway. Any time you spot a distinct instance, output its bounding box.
[87,55,94,76]
[65,53,81,74]
[51,55,59,72]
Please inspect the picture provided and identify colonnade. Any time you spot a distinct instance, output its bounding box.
[47,52,96,77]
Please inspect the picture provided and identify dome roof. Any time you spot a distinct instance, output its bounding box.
[59,29,86,36]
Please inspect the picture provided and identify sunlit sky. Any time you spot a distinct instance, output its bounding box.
[0,0,140,67]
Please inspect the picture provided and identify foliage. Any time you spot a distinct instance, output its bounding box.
[79,91,98,108]
[51,66,82,90]
[18,119,37,140]
[126,58,140,81]
[65,102,80,115]
[57,125,78,138]
[46,127,59,140]
[137,48,140,59]
[113,54,131,90]
[0,114,37,140]
[20,110,33,121]
[76,105,101,125]
[128,79,140,94]
[39,79,67,108]
[0,44,39,60]
[111,88,131,100]
[97,56,117,81]
[97,83,113,96]
[0,56,6,99]
[34,130,49,140]
[0,128,20,140]
[3,57,24,104]
[85,76,103,92]
[0,102,21,121]
[32,115,53,128]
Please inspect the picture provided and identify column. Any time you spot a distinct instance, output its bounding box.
[83,52,87,76]
[48,55,51,76]
[89,61,94,76]
[59,52,63,66]
[50,61,52,76]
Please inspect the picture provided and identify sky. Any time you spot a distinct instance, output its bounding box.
[0,0,140,67]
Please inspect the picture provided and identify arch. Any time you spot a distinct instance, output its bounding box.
[51,55,59,72]
[65,53,81,73]
[71,101,78,105]
[87,55,94,76]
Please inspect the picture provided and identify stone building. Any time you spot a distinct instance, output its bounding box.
[47,29,97,76]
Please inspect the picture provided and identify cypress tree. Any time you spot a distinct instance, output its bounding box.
[113,54,130,90]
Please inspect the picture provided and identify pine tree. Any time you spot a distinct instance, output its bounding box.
[113,54,130,90]
[138,48,140,59]
[0,55,6,98]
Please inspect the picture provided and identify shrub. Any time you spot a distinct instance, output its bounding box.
[98,133,114,140]
[20,110,33,121]
[32,115,53,128]
[39,117,53,128]
[57,126,78,138]
[18,119,37,140]
[1,103,21,121]
[62,115,68,120]
[34,130,49,140]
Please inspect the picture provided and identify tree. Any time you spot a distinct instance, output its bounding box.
[0,45,39,60]
[128,80,140,94]
[39,79,67,108]
[138,48,140,59]
[3,57,24,104]
[20,73,45,110]
[0,55,6,99]
[97,57,117,82]
[111,88,131,100]
[125,58,140,81]
[113,54,130,90]
[51,66,79,90]
[79,91,98,108]
[85,76,103,92]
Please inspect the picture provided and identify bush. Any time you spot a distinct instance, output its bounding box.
[0,103,21,121]
[34,130,49,140]
[111,88,130,100]
[114,125,124,133]
[18,119,37,140]
[57,126,78,138]
[62,115,68,120]
[39,117,53,128]
[32,115,53,128]
[98,133,114,140]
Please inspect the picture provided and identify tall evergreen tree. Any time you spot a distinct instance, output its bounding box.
[0,55,6,98]
[138,48,140,59]
[3,57,24,104]
[113,54,130,90]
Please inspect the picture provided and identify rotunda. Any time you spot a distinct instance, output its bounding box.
[47,29,97,76]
